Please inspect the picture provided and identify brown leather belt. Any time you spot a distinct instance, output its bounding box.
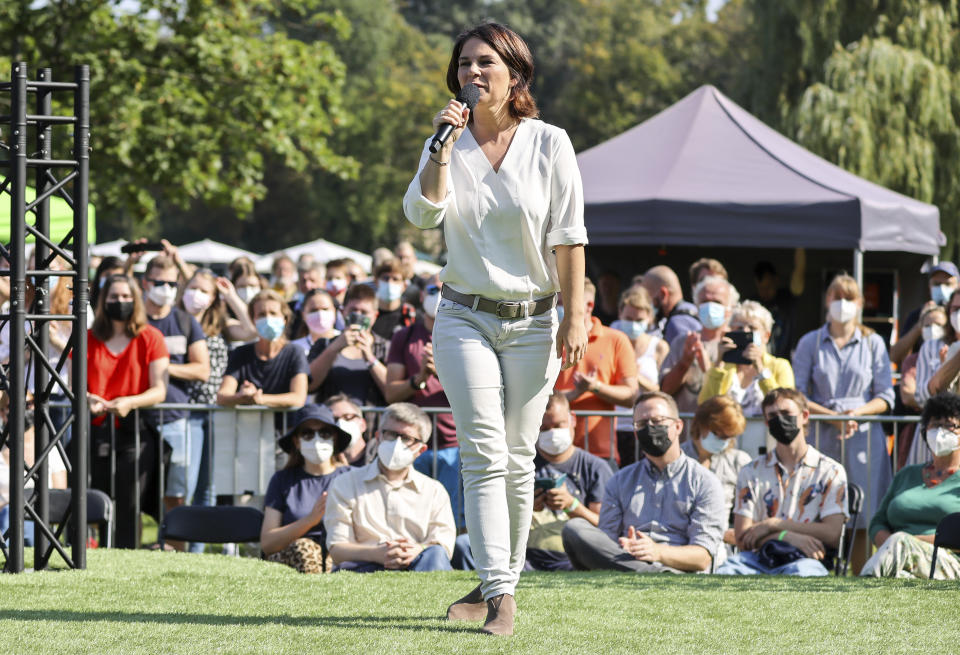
[441,285,556,319]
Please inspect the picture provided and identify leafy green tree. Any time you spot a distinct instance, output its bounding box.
[1,0,353,236]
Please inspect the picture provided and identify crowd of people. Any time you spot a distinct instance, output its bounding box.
[2,240,960,580]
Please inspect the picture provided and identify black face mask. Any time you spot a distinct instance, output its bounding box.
[104,300,134,321]
[636,422,673,457]
[768,414,801,445]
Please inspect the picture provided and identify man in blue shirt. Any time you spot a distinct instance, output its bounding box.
[641,265,700,344]
[562,391,725,573]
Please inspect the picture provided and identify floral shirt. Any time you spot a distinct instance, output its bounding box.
[186,333,228,404]
[734,446,848,524]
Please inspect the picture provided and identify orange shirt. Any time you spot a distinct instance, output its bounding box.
[555,317,637,461]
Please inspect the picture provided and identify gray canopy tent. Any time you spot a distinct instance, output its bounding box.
[576,85,943,286]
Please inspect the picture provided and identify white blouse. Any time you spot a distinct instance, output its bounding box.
[403,118,588,301]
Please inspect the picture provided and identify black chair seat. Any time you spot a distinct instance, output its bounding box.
[160,506,264,544]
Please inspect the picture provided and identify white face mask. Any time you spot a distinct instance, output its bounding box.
[237,285,260,304]
[923,324,946,343]
[182,288,212,314]
[147,283,179,307]
[300,436,334,465]
[828,298,858,324]
[422,291,441,318]
[337,418,364,448]
[926,427,960,457]
[378,438,418,471]
[377,281,404,304]
[326,278,348,294]
[537,427,573,455]
[699,431,729,455]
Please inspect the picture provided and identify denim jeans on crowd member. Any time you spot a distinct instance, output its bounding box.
[0,504,8,541]
[162,416,204,501]
[50,393,73,449]
[431,297,561,600]
[452,532,574,572]
[413,446,464,529]
[187,411,215,554]
[0,506,30,547]
[716,550,829,576]
[334,544,453,572]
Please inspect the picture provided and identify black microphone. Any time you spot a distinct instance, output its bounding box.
[429,84,481,154]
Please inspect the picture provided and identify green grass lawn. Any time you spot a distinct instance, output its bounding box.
[2,550,959,654]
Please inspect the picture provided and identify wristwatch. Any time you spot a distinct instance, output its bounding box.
[409,375,427,391]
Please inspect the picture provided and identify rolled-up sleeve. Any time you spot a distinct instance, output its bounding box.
[323,474,354,549]
[402,139,453,230]
[686,472,725,558]
[546,130,588,248]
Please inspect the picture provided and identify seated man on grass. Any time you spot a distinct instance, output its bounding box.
[561,391,725,573]
[324,402,455,572]
[717,388,848,576]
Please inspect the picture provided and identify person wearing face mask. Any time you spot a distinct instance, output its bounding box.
[324,259,351,309]
[216,290,308,433]
[555,277,639,463]
[890,262,960,367]
[717,388,848,576]
[395,241,427,311]
[561,391,725,573]
[641,265,701,344]
[324,394,369,466]
[324,403,456,572]
[229,260,265,309]
[270,254,299,303]
[261,404,352,573]
[899,305,950,467]
[141,256,210,550]
[86,274,169,548]
[860,392,960,578]
[683,397,752,552]
[700,301,795,454]
[659,275,739,437]
[451,392,612,572]
[792,273,894,571]
[611,285,669,466]
[371,259,416,342]
[286,261,327,340]
[291,289,341,358]
[384,281,462,527]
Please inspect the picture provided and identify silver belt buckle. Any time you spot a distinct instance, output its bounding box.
[495,300,523,319]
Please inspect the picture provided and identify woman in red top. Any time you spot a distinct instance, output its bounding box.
[87,274,169,548]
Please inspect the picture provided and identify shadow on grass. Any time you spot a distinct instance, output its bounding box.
[518,571,960,593]
[0,609,481,633]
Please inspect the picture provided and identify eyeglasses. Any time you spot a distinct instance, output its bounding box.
[298,428,338,441]
[381,429,423,449]
[633,417,676,430]
[147,279,178,288]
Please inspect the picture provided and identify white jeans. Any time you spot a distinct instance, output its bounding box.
[432,297,560,599]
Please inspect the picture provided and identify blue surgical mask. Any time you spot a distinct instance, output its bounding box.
[698,302,726,329]
[932,284,955,306]
[700,431,729,455]
[377,281,404,303]
[611,319,648,340]
[256,316,286,341]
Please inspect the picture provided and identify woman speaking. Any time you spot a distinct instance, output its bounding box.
[403,22,587,636]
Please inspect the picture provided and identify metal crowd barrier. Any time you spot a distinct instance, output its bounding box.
[50,401,921,565]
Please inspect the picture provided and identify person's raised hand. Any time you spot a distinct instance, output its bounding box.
[432,99,470,153]
[215,276,236,298]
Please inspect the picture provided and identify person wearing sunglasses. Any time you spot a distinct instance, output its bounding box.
[324,402,456,572]
[384,279,462,527]
[142,255,210,551]
[261,404,353,573]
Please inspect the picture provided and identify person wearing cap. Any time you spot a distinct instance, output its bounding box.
[891,261,960,367]
[261,404,352,574]
[324,402,456,572]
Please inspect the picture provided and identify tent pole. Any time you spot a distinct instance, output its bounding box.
[853,249,864,290]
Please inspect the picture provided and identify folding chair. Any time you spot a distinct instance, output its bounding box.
[834,482,863,577]
[159,506,264,550]
[929,512,960,579]
[48,488,115,548]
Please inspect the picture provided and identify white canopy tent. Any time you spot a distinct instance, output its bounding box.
[88,239,126,259]
[257,238,372,274]
[178,239,259,266]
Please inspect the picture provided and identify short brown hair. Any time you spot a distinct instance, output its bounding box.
[634,390,679,417]
[326,258,349,276]
[145,254,177,278]
[374,258,404,279]
[446,22,538,120]
[92,274,148,340]
[692,396,746,439]
[761,388,809,415]
[344,283,377,307]
[689,258,728,288]
[545,391,570,413]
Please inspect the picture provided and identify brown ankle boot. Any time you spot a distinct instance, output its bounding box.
[446,584,486,621]
[480,593,516,636]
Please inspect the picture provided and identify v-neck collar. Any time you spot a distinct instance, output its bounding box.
[461,118,528,175]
